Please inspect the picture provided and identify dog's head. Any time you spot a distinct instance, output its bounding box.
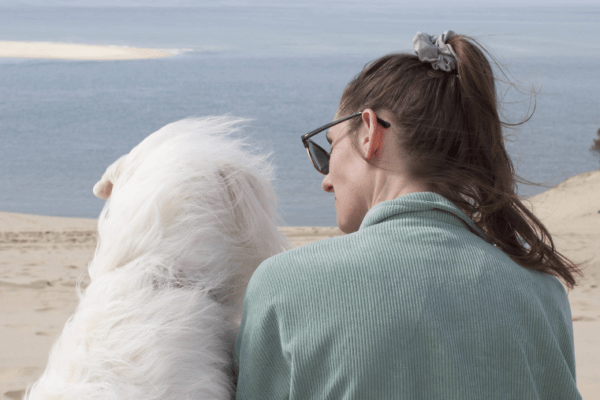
[90,117,289,312]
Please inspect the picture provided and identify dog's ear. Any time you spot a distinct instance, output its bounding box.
[93,180,113,200]
[93,155,127,200]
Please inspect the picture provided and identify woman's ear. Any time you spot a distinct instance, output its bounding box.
[361,109,385,162]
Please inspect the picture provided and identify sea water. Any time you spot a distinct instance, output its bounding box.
[0,3,598,226]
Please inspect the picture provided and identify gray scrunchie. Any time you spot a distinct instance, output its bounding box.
[413,30,458,72]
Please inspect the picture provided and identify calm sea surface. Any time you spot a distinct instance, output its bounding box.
[0,4,598,226]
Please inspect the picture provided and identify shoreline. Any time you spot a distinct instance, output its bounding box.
[0,41,177,61]
[0,170,598,398]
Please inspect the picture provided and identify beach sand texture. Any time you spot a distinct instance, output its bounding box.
[0,41,175,60]
[1,170,598,399]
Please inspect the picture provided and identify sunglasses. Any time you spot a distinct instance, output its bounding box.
[301,111,391,175]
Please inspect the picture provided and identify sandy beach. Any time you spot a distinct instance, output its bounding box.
[0,41,176,61]
[1,170,598,399]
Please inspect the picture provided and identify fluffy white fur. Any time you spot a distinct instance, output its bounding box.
[25,117,289,400]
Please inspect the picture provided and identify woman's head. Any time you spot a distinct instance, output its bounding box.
[337,34,506,204]
[328,32,580,287]
[326,33,506,233]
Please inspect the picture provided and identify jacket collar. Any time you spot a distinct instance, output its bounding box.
[359,192,488,241]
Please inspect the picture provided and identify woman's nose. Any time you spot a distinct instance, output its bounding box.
[322,174,333,193]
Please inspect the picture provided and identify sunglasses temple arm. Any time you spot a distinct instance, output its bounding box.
[301,112,362,142]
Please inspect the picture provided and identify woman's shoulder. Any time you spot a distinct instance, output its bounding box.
[252,233,357,278]
[245,231,382,301]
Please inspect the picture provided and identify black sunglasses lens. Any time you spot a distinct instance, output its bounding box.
[307,140,329,174]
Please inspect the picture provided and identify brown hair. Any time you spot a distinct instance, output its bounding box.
[338,34,581,288]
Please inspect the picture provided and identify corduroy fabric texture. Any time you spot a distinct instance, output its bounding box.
[235,192,581,400]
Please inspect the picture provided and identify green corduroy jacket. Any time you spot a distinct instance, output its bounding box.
[235,192,580,400]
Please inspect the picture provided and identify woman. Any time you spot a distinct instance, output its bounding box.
[234,31,582,399]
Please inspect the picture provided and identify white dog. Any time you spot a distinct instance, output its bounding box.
[25,117,289,400]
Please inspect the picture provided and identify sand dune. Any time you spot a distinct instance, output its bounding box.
[526,170,600,399]
[0,170,598,399]
[0,41,176,60]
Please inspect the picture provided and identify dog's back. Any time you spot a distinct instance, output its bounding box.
[25,117,289,400]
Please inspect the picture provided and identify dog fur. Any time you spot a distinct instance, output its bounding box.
[25,117,289,400]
